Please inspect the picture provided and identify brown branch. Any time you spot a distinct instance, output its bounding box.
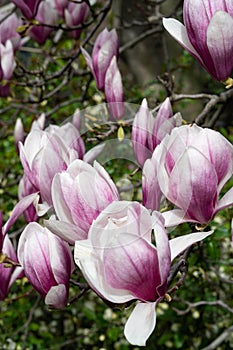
[201,325,233,350]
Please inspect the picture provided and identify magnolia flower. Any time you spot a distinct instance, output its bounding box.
[17,222,74,309]
[75,200,213,346]
[104,56,124,120]
[132,98,182,166]
[29,0,58,45]
[46,159,120,243]
[0,40,16,96]
[81,28,119,91]
[155,124,233,226]
[11,0,43,19]
[163,0,233,85]
[0,233,23,301]
[51,0,69,17]
[0,12,22,49]
[64,2,89,39]
[19,121,85,209]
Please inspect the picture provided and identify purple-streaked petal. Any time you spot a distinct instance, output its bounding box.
[103,233,160,301]
[142,148,162,211]
[168,147,218,223]
[132,98,154,166]
[3,193,39,235]
[104,56,124,120]
[170,230,214,261]
[124,302,157,346]
[207,11,233,81]
[74,239,134,303]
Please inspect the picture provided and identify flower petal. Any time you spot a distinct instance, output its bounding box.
[124,302,157,346]
[162,18,203,64]
[170,230,214,261]
[207,11,233,80]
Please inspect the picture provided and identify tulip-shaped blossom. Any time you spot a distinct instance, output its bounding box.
[17,222,74,309]
[132,98,182,166]
[19,121,85,210]
[155,124,233,226]
[163,0,233,86]
[64,2,89,39]
[0,40,16,96]
[29,1,58,45]
[0,233,23,301]
[75,200,213,346]
[51,0,69,17]
[104,56,124,120]
[81,28,119,91]
[0,12,22,50]
[11,0,43,19]
[46,159,120,243]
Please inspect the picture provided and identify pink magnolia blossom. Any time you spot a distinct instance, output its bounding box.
[19,121,85,210]
[17,222,74,309]
[75,200,213,346]
[81,28,119,91]
[132,98,182,166]
[0,233,23,301]
[155,124,233,226]
[46,159,120,243]
[104,56,124,120]
[51,0,69,17]
[11,0,43,19]
[0,40,16,96]
[0,12,22,49]
[29,1,58,45]
[64,2,89,39]
[163,0,233,85]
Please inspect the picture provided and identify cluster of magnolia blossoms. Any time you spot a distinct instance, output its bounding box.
[1,96,232,345]
[0,0,98,95]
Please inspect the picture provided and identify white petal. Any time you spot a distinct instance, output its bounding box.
[170,230,214,261]
[124,302,157,346]
[162,18,203,64]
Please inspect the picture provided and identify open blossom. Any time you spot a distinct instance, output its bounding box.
[163,0,233,85]
[155,124,233,226]
[17,222,74,309]
[132,98,182,166]
[81,28,119,91]
[11,0,43,19]
[45,159,120,243]
[75,200,213,346]
[29,0,58,45]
